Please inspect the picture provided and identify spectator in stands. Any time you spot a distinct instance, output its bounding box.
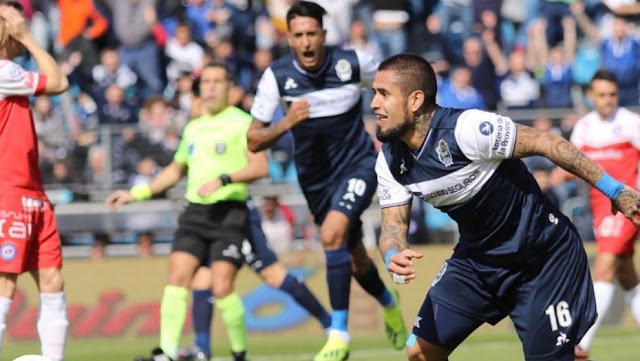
[130,155,160,186]
[499,50,540,109]
[419,15,450,76]
[429,0,473,44]
[437,66,485,110]
[370,0,410,59]
[542,45,574,108]
[33,95,70,159]
[90,236,107,259]
[84,144,112,188]
[112,126,156,185]
[98,84,137,125]
[169,72,194,123]
[540,0,577,54]
[572,3,640,106]
[344,19,382,63]
[213,37,251,91]
[56,0,108,71]
[261,195,296,253]
[139,96,174,144]
[443,32,504,110]
[183,0,214,46]
[101,0,165,97]
[165,23,204,85]
[247,48,272,94]
[91,48,138,104]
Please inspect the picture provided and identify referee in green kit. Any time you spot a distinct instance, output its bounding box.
[106,63,267,361]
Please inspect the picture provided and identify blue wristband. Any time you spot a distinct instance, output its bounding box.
[595,173,624,199]
[384,249,400,271]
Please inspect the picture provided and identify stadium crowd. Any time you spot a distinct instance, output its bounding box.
[23,0,640,245]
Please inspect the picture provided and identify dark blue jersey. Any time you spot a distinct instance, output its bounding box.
[251,47,378,191]
[376,106,575,265]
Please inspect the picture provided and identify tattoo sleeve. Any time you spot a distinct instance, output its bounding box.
[378,203,411,259]
[512,124,603,186]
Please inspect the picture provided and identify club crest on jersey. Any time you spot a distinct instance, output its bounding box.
[479,121,494,135]
[284,77,298,90]
[335,59,352,82]
[0,242,17,261]
[436,139,453,167]
[215,142,227,154]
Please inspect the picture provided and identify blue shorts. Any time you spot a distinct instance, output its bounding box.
[414,230,596,361]
[303,165,377,249]
[241,199,278,273]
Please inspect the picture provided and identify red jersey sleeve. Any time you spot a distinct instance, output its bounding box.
[0,60,46,98]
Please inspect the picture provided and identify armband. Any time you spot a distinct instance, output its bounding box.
[130,184,152,201]
[384,249,400,271]
[595,173,624,199]
[219,173,233,186]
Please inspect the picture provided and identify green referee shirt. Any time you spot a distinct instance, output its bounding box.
[174,106,252,204]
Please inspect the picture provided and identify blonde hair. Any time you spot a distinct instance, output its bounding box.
[0,17,8,48]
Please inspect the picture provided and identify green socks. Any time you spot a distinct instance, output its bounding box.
[216,292,247,353]
[160,285,189,359]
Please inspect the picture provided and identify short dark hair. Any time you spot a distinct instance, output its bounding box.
[286,1,326,30]
[590,69,618,87]
[192,62,234,96]
[378,53,438,112]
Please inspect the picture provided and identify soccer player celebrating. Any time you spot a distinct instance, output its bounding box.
[372,53,640,361]
[178,81,332,361]
[0,2,70,361]
[247,2,406,360]
[567,70,640,360]
[107,63,262,361]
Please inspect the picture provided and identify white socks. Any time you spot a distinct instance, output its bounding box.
[37,292,68,361]
[579,281,615,351]
[0,297,12,355]
[625,283,640,324]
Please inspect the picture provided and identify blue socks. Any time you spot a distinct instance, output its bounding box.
[192,289,213,358]
[280,273,332,329]
[325,248,352,331]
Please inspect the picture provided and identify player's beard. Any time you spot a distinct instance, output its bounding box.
[376,106,414,143]
[376,120,411,143]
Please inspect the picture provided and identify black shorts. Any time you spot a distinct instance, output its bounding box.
[416,230,596,361]
[303,165,377,249]
[173,201,247,267]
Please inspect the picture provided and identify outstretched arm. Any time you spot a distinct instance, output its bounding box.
[379,203,423,284]
[105,161,187,210]
[513,124,640,224]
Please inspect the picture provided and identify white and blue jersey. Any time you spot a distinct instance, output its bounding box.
[251,47,378,192]
[376,107,572,265]
[377,107,596,360]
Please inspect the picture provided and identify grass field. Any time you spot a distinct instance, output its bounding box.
[3,327,638,361]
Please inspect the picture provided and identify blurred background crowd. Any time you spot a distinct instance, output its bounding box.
[24,0,640,253]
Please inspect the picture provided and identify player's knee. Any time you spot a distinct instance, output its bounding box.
[319,227,346,249]
[259,263,286,288]
[0,273,18,298]
[168,270,194,288]
[37,268,64,293]
[211,278,234,299]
